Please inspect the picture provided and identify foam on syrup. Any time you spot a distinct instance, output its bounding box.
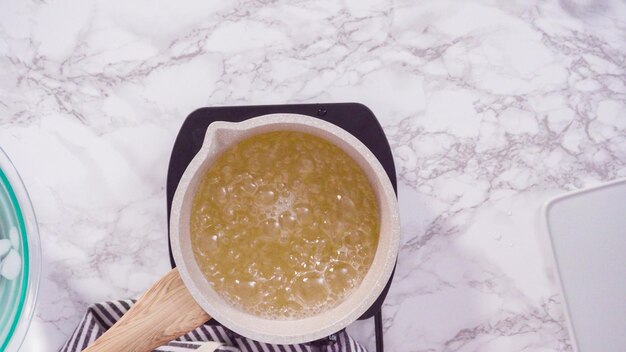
[190,131,379,319]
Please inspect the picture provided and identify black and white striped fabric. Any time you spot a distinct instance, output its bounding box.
[59,300,367,352]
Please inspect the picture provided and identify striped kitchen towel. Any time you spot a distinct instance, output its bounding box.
[59,300,367,352]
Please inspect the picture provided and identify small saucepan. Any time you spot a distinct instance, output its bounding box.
[84,114,400,352]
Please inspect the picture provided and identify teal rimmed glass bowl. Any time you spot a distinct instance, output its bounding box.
[0,147,40,351]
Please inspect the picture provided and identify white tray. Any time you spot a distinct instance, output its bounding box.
[543,178,626,352]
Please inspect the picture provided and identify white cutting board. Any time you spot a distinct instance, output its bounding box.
[543,178,626,352]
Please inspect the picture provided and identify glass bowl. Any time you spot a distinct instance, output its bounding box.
[0,146,41,351]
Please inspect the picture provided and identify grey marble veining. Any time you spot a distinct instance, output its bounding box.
[0,0,624,351]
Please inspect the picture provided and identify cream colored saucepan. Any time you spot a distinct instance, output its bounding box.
[84,114,400,352]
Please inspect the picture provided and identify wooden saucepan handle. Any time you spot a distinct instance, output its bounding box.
[83,267,210,352]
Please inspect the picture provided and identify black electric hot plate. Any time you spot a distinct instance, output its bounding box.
[166,103,397,351]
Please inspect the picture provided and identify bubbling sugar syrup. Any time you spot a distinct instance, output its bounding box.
[191,131,379,319]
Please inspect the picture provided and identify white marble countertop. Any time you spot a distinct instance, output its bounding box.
[1,0,625,351]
